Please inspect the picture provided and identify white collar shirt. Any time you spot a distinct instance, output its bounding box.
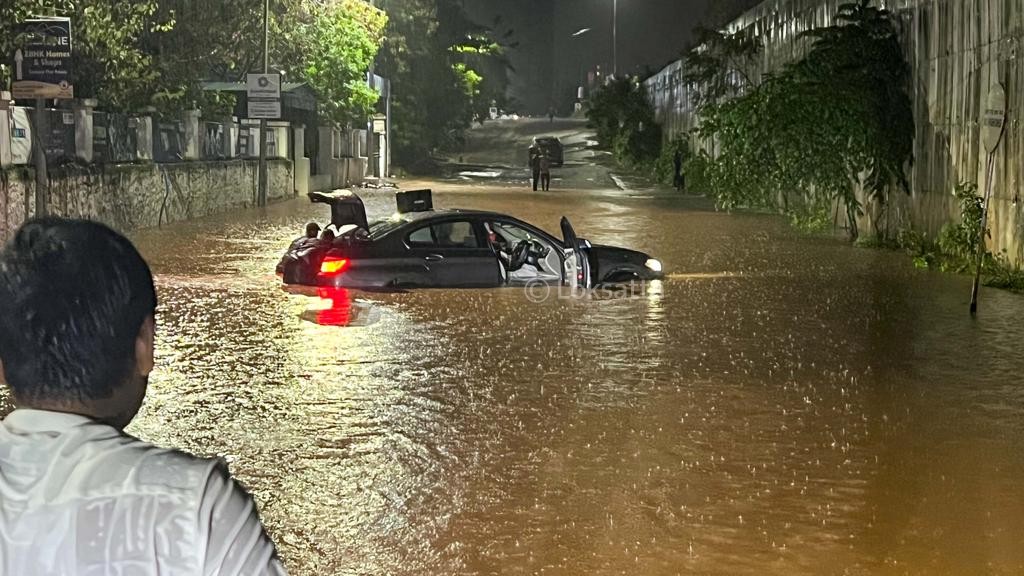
[0,409,287,576]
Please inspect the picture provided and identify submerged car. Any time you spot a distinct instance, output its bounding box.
[278,189,663,289]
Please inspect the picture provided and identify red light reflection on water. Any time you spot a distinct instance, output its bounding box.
[314,287,354,326]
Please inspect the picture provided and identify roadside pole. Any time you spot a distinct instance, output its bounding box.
[970,82,1007,315]
[257,0,270,207]
[12,17,74,218]
[31,99,47,216]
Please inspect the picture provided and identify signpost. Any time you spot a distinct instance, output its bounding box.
[252,0,273,207]
[970,82,1008,315]
[11,16,74,217]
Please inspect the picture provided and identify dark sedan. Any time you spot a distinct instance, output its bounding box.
[278,190,664,289]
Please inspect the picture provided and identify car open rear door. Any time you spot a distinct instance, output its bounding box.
[560,217,590,288]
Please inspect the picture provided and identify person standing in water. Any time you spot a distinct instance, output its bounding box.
[529,141,542,191]
[539,153,552,191]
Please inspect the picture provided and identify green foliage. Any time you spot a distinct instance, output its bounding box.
[683,27,761,111]
[789,207,833,234]
[691,0,913,241]
[984,252,1024,291]
[378,0,513,166]
[682,151,714,196]
[586,77,661,168]
[300,0,386,126]
[937,182,984,263]
[858,181,1024,293]
[653,137,689,186]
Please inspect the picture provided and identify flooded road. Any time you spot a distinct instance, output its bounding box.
[5,121,1024,574]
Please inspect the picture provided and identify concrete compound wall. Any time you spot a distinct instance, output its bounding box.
[646,0,1024,263]
[0,159,293,245]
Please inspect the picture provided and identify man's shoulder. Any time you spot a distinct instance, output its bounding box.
[131,441,224,492]
[76,427,224,496]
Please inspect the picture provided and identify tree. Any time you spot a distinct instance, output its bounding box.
[682,27,761,111]
[299,0,387,126]
[3,0,386,125]
[378,0,511,167]
[586,76,661,168]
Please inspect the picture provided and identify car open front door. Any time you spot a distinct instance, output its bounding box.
[560,217,590,288]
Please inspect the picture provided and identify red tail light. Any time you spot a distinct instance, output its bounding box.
[319,256,350,276]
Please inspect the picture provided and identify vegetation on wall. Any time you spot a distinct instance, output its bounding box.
[585,76,662,171]
[686,0,914,241]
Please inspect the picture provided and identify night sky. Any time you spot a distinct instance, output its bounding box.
[464,0,720,114]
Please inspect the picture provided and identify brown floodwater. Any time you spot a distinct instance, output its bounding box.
[5,182,1024,575]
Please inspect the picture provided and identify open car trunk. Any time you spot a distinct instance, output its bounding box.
[309,191,369,230]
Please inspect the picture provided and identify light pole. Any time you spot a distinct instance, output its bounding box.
[571,28,592,102]
[257,0,269,207]
[613,0,618,76]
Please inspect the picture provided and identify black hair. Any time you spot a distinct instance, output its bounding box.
[0,218,157,404]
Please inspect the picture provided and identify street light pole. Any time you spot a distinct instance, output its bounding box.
[257,0,269,207]
[571,28,592,103]
[613,0,618,76]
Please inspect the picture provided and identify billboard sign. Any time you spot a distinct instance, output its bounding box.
[11,17,73,100]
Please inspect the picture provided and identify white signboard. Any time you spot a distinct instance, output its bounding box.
[982,83,1007,154]
[246,73,281,99]
[247,99,281,120]
[10,107,32,165]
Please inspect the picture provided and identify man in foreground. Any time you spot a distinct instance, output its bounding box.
[0,218,286,575]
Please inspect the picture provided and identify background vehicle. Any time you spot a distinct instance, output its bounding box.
[534,137,564,167]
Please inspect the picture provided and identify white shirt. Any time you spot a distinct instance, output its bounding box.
[0,409,287,576]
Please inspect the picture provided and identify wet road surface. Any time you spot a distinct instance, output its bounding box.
[4,120,1024,575]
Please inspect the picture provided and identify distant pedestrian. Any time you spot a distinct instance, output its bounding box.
[548,107,556,123]
[673,148,684,192]
[529,142,542,191]
[539,154,552,191]
[0,218,286,575]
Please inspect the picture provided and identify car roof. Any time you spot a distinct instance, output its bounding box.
[374,209,559,240]
[386,208,523,224]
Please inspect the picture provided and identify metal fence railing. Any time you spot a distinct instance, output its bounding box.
[93,112,139,164]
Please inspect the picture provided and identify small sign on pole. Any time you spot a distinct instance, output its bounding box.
[981,83,1007,154]
[247,99,281,119]
[11,17,74,100]
[970,82,1008,315]
[246,73,281,120]
[246,73,281,99]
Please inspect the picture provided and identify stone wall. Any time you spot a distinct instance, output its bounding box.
[646,0,1024,263]
[0,159,293,245]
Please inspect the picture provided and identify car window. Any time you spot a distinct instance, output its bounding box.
[408,225,434,245]
[407,221,481,248]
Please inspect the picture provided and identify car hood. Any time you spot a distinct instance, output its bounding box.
[588,244,651,264]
